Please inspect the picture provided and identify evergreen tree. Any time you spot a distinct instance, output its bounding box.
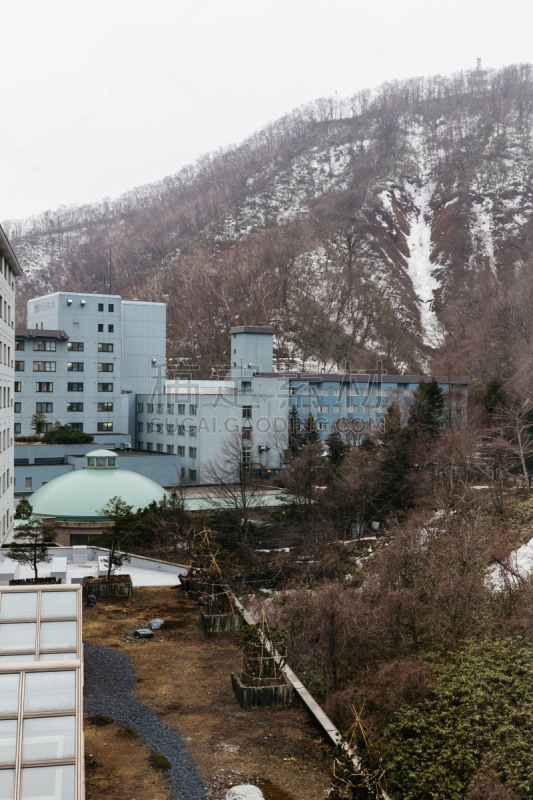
[288,405,303,456]
[484,376,507,415]
[376,402,415,516]
[327,430,348,467]
[302,413,320,445]
[30,410,47,437]
[408,378,445,440]
[15,497,32,519]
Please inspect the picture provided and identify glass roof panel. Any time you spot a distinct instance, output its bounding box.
[0,655,36,664]
[22,716,75,762]
[0,593,37,621]
[0,624,36,654]
[24,671,75,713]
[0,719,17,765]
[38,653,77,663]
[40,593,77,620]
[0,768,15,800]
[39,622,77,652]
[20,764,75,800]
[0,674,20,714]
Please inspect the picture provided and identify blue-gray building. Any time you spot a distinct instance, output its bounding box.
[136,326,471,483]
[15,292,165,442]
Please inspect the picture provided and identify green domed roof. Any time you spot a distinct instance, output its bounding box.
[30,452,169,521]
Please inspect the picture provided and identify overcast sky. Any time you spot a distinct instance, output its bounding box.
[0,0,531,222]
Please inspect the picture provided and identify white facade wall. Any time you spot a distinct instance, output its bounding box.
[0,235,22,543]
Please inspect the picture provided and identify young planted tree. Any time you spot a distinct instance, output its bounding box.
[484,376,507,416]
[7,518,58,580]
[97,496,140,578]
[30,410,48,438]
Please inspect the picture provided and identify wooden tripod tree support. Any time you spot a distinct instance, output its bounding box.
[232,609,293,710]
[188,530,244,633]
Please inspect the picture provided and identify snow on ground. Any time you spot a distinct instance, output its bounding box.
[402,180,440,346]
[488,536,533,590]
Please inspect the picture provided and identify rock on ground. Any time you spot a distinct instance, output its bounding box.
[225,787,265,800]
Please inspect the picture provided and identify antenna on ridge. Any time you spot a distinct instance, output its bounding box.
[477,57,481,70]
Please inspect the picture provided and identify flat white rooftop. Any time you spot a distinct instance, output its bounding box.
[0,547,187,588]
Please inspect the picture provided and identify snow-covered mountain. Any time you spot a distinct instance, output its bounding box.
[6,64,533,380]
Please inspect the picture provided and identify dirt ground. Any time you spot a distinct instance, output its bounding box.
[83,586,331,800]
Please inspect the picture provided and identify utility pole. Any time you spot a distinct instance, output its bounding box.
[109,242,112,294]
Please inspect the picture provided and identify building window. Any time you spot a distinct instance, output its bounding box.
[242,427,252,440]
[166,404,174,414]
[156,443,163,453]
[14,361,24,371]
[177,424,185,435]
[98,343,113,352]
[98,363,113,372]
[67,383,83,392]
[68,342,84,351]
[15,341,24,351]
[137,441,142,449]
[14,382,21,393]
[180,467,185,480]
[97,422,113,432]
[14,423,21,434]
[25,477,32,490]
[137,422,143,433]
[67,403,84,412]
[98,303,104,312]
[33,341,56,351]
[36,403,53,413]
[67,362,83,372]
[334,405,340,413]
[98,383,113,392]
[318,405,329,413]
[166,445,174,454]
[177,445,185,456]
[189,404,197,415]
[189,469,197,482]
[318,421,328,431]
[68,423,84,431]
[189,447,197,459]
[108,304,114,312]
[36,383,53,392]
[73,322,79,330]
[14,403,20,413]
[242,406,252,419]
[136,402,143,413]
[157,403,164,413]
[189,426,197,437]
[146,442,153,452]
[98,402,113,412]
[147,403,153,413]
[166,423,174,434]
[34,361,56,372]
[108,324,114,333]
[177,404,185,415]
[98,324,104,332]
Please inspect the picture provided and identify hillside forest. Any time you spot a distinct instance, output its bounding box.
[9,62,533,800]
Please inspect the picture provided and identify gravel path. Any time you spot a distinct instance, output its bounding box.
[84,642,207,800]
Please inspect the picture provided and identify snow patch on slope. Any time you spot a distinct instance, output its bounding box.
[470,198,496,273]
[403,181,440,346]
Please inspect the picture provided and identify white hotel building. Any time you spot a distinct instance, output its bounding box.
[0,226,22,543]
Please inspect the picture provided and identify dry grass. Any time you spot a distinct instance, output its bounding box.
[83,586,330,800]
[84,718,170,800]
